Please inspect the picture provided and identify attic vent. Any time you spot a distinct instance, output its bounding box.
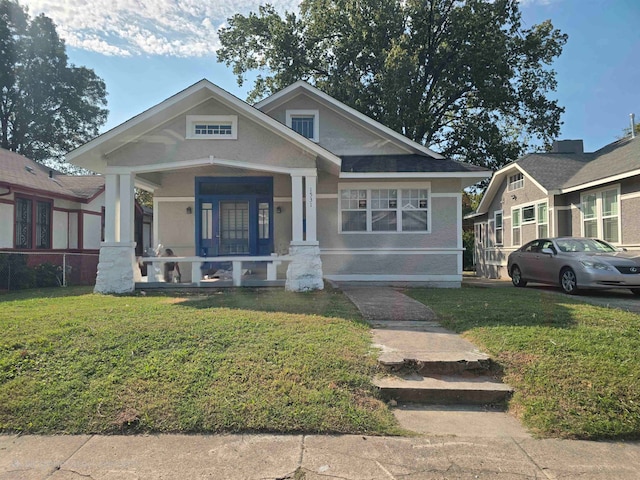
[25,166,35,174]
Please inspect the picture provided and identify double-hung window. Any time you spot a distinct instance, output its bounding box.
[15,197,52,249]
[340,186,429,233]
[582,187,619,243]
[512,208,521,246]
[537,203,548,238]
[286,110,319,142]
[494,211,503,246]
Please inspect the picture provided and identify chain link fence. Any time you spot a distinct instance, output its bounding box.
[0,252,99,291]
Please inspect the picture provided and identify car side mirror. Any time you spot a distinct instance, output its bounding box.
[617,247,628,251]
[541,247,555,255]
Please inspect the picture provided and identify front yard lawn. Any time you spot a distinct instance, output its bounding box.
[0,287,399,435]
[407,286,640,440]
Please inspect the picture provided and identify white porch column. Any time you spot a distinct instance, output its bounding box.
[94,171,139,294]
[291,174,304,242]
[119,173,135,244]
[104,174,119,242]
[304,174,317,242]
[286,170,323,292]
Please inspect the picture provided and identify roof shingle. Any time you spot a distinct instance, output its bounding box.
[0,148,104,200]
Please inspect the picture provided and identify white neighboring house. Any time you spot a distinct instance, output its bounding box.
[470,137,640,279]
[66,79,490,293]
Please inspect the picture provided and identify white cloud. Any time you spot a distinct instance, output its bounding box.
[21,0,302,57]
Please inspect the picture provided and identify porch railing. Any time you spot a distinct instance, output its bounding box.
[143,255,291,287]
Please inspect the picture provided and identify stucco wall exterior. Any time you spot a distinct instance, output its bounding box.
[0,202,13,248]
[105,98,317,170]
[264,94,410,156]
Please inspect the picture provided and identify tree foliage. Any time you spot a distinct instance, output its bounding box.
[0,0,107,167]
[218,0,567,170]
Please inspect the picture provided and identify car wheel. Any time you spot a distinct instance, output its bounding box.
[511,265,527,287]
[631,288,640,296]
[560,267,578,295]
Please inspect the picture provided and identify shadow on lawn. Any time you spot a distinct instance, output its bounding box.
[163,286,366,323]
[404,284,587,333]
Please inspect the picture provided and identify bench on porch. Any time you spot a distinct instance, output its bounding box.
[144,255,292,287]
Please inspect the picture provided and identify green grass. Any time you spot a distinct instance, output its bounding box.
[0,286,399,435]
[406,286,640,440]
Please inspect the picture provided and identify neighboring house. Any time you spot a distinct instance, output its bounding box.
[0,148,105,251]
[66,79,490,293]
[470,137,640,279]
[0,148,153,285]
[0,148,105,284]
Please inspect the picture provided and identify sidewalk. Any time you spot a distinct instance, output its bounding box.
[2,432,640,479]
[2,285,640,479]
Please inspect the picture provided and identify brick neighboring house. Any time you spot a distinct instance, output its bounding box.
[0,148,151,285]
[470,136,640,279]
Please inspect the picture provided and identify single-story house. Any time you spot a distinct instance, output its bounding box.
[0,148,105,284]
[66,79,490,293]
[470,136,640,279]
[0,148,153,285]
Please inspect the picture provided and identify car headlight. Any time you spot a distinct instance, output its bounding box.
[579,260,612,271]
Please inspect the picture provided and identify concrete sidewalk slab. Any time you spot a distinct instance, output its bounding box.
[4,434,639,479]
[53,434,301,480]
[392,404,530,438]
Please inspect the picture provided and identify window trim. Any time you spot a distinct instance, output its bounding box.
[580,185,620,243]
[521,204,536,224]
[14,194,53,250]
[537,202,548,238]
[186,115,238,140]
[286,109,319,142]
[511,207,521,247]
[508,172,524,191]
[338,182,431,234]
[494,210,503,246]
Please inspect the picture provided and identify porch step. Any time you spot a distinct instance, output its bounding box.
[379,355,496,376]
[374,373,513,406]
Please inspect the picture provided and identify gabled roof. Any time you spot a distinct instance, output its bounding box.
[66,79,342,174]
[0,148,104,202]
[562,136,640,191]
[475,136,640,215]
[255,80,445,159]
[515,153,590,191]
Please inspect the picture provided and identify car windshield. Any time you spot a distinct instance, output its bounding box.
[555,238,617,253]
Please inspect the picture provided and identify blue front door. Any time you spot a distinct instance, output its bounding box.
[196,177,273,257]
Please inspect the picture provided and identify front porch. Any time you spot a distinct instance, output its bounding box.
[138,254,291,288]
[95,157,325,294]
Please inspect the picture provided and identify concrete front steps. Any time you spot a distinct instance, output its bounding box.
[374,371,513,406]
[371,320,514,408]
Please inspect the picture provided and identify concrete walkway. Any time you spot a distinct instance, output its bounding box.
[341,285,523,437]
[2,285,640,479]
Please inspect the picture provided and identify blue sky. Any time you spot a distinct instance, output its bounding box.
[22,0,640,154]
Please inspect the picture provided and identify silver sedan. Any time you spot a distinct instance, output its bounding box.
[507,237,640,295]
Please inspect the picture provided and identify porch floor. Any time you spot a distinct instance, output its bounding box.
[136,279,286,289]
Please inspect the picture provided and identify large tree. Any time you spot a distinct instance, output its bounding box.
[0,0,107,168]
[218,0,567,170]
